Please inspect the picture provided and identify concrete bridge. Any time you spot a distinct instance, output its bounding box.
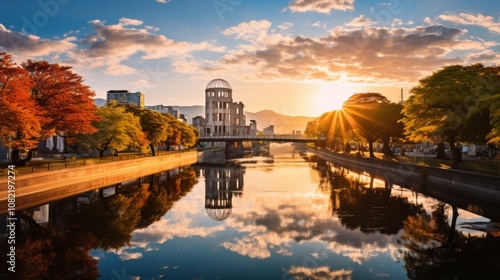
[198,135,324,159]
[199,135,322,143]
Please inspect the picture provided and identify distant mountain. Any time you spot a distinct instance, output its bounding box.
[94,98,107,107]
[245,110,313,134]
[173,105,204,121]
[173,106,313,134]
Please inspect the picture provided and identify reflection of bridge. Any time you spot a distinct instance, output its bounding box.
[199,135,322,143]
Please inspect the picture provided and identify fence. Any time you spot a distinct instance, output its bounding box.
[9,150,194,174]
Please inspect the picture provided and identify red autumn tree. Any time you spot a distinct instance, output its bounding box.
[1,53,100,165]
[0,53,46,158]
[22,59,99,139]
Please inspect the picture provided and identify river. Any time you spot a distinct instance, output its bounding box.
[1,143,499,279]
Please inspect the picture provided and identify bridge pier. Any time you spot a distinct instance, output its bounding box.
[225,141,252,159]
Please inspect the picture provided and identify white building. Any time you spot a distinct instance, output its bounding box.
[145,104,180,118]
[199,79,252,136]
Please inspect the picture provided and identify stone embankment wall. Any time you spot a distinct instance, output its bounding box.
[308,147,500,206]
[197,148,226,164]
[0,151,198,213]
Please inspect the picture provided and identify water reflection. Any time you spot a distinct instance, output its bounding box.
[203,164,244,221]
[309,157,500,279]
[1,144,499,279]
[0,166,197,279]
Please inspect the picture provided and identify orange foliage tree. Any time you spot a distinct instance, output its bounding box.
[0,52,99,165]
[0,53,46,161]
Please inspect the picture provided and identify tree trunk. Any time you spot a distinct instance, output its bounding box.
[435,142,448,160]
[381,136,393,156]
[150,143,156,156]
[11,149,21,166]
[449,135,462,169]
[11,148,35,166]
[345,142,351,154]
[368,140,375,158]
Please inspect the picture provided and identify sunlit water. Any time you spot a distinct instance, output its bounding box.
[2,143,499,279]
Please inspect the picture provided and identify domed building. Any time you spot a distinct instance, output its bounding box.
[198,78,253,136]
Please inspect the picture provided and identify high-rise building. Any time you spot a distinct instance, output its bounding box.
[107,90,144,108]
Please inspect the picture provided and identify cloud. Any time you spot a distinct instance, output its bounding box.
[119,17,144,26]
[345,15,376,27]
[68,19,224,75]
[438,13,500,33]
[288,0,355,13]
[286,266,353,280]
[222,19,273,42]
[221,19,292,55]
[311,21,328,29]
[215,23,470,85]
[465,50,500,64]
[118,251,143,261]
[131,78,156,89]
[0,23,76,57]
[155,0,171,3]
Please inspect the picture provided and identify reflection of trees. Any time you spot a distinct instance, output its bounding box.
[137,167,197,228]
[311,159,422,235]
[0,213,99,279]
[401,202,500,279]
[77,182,150,249]
[77,166,197,249]
[0,166,199,279]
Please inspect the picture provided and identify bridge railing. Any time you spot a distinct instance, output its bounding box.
[199,135,321,141]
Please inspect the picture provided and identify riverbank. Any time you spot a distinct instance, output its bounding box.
[0,150,197,214]
[301,145,500,206]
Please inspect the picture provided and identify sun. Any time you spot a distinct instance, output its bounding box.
[314,82,356,114]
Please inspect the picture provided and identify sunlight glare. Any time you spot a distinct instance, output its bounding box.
[314,83,356,114]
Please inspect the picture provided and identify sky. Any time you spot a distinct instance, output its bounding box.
[1,0,500,117]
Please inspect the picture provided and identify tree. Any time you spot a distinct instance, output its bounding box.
[1,53,99,165]
[304,110,351,151]
[477,66,500,144]
[402,64,498,168]
[378,102,405,156]
[22,59,99,138]
[343,93,390,158]
[178,121,198,148]
[80,101,147,156]
[0,53,45,162]
[164,114,181,150]
[486,93,500,144]
[126,106,170,156]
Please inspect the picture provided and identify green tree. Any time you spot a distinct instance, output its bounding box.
[126,106,170,156]
[402,64,498,168]
[81,101,147,156]
[164,114,181,150]
[486,93,500,144]
[378,102,405,156]
[178,121,198,148]
[477,66,500,144]
[343,93,390,158]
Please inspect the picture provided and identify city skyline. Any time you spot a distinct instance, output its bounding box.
[1,0,499,116]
